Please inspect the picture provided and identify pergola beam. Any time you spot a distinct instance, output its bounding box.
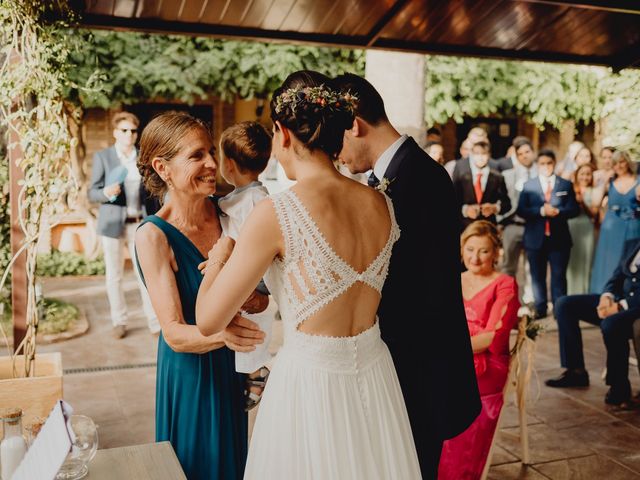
[513,0,640,15]
[80,13,614,67]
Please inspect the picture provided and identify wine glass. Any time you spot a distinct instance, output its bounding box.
[55,415,99,480]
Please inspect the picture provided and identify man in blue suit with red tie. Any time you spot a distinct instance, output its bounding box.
[517,149,579,319]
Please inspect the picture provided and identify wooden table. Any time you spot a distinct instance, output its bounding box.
[86,442,186,479]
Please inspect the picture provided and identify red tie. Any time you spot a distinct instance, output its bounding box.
[474,172,483,204]
[544,181,552,236]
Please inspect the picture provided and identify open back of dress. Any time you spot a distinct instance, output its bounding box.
[244,189,422,480]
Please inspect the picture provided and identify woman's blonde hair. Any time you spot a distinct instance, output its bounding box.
[460,220,501,260]
[138,111,212,199]
[612,150,636,175]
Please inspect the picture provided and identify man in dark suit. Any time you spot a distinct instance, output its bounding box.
[452,140,511,230]
[517,149,579,319]
[88,111,160,339]
[334,73,480,479]
[546,239,640,405]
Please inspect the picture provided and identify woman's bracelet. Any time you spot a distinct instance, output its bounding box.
[209,258,227,269]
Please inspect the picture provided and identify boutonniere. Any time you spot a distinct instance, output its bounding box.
[376,177,396,194]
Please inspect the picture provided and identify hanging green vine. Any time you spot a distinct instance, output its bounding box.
[0,0,97,376]
[65,30,365,108]
[424,55,640,156]
[424,55,606,128]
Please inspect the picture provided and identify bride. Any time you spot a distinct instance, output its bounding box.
[196,70,421,479]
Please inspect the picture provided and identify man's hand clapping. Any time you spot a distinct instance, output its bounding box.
[480,203,498,217]
[543,203,559,217]
[466,204,480,220]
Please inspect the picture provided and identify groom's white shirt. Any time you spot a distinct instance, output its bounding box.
[373,134,409,180]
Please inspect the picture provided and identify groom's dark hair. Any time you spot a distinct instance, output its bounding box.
[333,73,388,126]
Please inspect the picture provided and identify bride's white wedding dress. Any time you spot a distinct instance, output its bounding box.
[243,189,422,479]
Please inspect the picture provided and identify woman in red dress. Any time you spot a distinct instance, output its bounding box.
[439,221,520,480]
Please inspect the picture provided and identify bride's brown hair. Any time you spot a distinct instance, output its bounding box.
[270,70,354,160]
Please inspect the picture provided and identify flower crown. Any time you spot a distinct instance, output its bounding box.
[273,85,357,116]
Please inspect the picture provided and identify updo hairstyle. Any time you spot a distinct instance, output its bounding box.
[270,70,355,160]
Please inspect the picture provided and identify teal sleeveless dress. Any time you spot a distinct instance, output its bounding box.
[136,215,247,480]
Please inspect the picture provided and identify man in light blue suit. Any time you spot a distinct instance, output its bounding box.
[88,112,160,339]
[517,149,580,319]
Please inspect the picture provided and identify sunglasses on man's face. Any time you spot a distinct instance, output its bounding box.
[118,128,138,134]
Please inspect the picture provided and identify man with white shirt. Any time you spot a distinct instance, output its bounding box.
[452,140,510,230]
[334,73,480,479]
[88,112,160,339]
[546,239,640,406]
[500,138,538,282]
[517,149,579,319]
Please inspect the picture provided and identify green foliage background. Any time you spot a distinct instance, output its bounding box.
[424,55,640,156]
[66,30,366,108]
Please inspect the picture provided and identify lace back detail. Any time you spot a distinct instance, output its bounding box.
[267,190,399,328]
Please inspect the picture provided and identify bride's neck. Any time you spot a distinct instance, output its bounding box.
[293,152,341,183]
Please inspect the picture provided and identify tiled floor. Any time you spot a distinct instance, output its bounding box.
[16,272,640,478]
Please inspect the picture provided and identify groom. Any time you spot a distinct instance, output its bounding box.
[335,73,481,478]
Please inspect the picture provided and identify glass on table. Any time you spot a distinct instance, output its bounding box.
[55,415,98,480]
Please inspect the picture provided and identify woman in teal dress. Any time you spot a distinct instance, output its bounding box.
[134,112,267,479]
[590,150,640,293]
[567,164,601,294]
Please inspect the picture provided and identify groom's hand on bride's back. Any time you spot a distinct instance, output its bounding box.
[222,315,266,353]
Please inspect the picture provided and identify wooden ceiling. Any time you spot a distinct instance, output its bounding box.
[76,0,640,69]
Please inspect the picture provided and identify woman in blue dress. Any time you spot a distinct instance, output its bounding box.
[590,150,640,293]
[134,111,267,479]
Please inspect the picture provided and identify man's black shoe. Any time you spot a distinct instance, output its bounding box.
[605,386,631,406]
[533,310,547,320]
[545,369,590,388]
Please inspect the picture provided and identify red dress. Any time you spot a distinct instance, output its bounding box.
[438,274,520,480]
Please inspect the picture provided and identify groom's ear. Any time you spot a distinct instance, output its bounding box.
[350,117,362,137]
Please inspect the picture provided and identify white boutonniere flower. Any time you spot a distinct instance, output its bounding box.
[375,177,395,193]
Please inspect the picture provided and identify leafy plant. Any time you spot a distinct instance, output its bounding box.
[66,30,365,108]
[36,250,105,277]
[424,55,640,156]
[0,0,96,376]
[0,297,79,337]
[424,55,606,128]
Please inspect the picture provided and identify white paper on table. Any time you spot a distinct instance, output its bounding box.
[12,400,74,480]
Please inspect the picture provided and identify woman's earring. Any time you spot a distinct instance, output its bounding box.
[166,178,173,189]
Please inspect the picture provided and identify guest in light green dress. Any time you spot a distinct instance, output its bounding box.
[567,164,601,294]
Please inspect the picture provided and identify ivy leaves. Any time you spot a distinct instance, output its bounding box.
[66,31,365,108]
[424,55,605,128]
[424,55,639,156]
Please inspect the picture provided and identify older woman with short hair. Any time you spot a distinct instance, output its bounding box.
[134,111,266,479]
[439,221,520,480]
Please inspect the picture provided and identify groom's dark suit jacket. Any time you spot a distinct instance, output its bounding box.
[378,138,481,454]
